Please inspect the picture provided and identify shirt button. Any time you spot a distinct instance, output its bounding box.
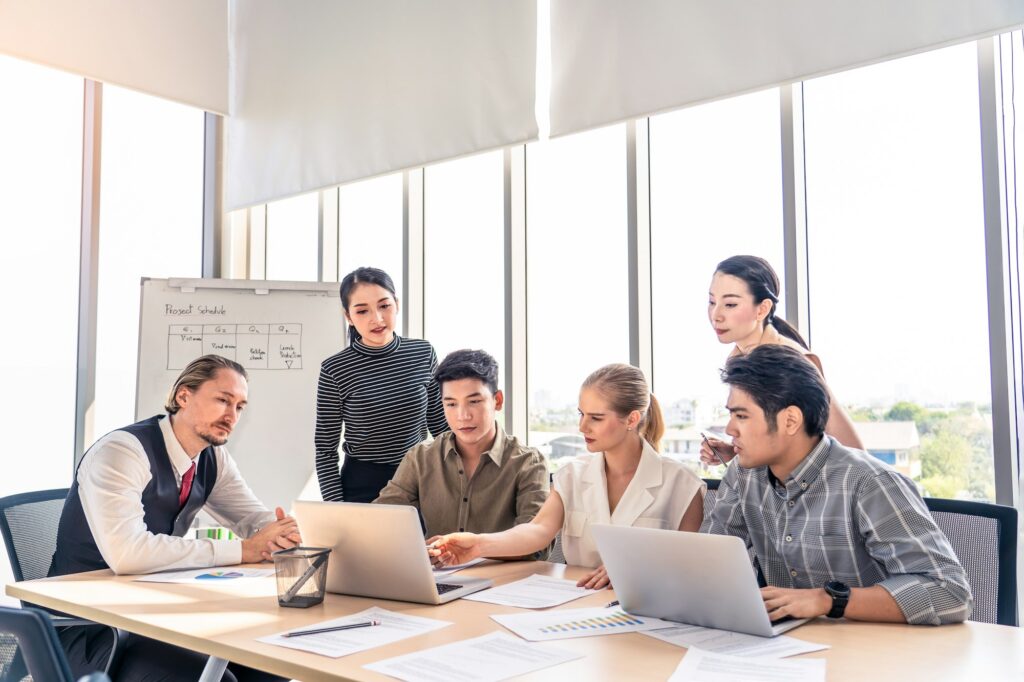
[459,528,464,532]
[463,497,468,502]
[458,470,463,475]
[790,570,798,577]
[788,501,795,507]
[785,535,792,542]
[800,481,808,489]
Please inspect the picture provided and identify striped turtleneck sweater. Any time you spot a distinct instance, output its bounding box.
[315,334,448,501]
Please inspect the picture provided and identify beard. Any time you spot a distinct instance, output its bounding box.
[196,423,230,447]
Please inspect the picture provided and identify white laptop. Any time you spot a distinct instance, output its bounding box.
[292,501,492,604]
[591,524,808,637]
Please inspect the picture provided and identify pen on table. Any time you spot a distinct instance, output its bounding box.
[700,433,730,468]
[281,553,329,604]
[283,619,382,638]
[605,600,619,608]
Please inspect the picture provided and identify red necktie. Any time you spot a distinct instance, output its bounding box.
[179,461,196,508]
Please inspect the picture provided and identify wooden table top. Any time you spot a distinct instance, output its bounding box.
[8,561,1024,681]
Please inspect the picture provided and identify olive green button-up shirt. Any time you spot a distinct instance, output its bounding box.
[374,424,549,542]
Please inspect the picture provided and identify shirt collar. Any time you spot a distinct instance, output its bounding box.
[160,414,199,477]
[768,434,832,491]
[442,422,509,467]
[351,333,402,357]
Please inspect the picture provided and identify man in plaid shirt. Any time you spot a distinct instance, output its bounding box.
[701,345,972,625]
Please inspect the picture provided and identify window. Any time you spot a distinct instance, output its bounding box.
[424,151,505,379]
[266,192,319,281]
[526,124,629,460]
[649,89,785,474]
[0,57,83,494]
[94,85,204,437]
[804,43,993,500]
[338,173,404,334]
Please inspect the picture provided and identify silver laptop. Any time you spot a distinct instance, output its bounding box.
[591,524,807,637]
[293,501,492,604]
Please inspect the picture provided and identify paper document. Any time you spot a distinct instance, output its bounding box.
[492,606,674,641]
[133,567,275,583]
[463,574,598,608]
[363,631,583,682]
[258,607,451,658]
[643,623,829,658]
[432,557,487,581]
[669,647,826,681]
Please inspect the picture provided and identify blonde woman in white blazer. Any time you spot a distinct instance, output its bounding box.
[429,364,705,589]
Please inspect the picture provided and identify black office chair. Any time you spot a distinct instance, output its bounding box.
[924,497,1018,626]
[0,605,110,682]
[0,489,125,675]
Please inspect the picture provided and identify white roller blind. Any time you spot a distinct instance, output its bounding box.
[0,0,228,114]
[550,0,1024,137]
[226,0,538,210]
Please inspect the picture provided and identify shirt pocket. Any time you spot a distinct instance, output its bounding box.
[564,510,588,537]
[634,517,671,530]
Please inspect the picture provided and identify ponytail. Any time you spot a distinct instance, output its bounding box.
[769,317,809,350]
[640,393,664,452]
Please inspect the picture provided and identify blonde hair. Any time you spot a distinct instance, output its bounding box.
[581,363,665,451]
[165,355,248,414]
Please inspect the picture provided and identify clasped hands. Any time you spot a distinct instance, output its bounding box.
[241,506,303,563]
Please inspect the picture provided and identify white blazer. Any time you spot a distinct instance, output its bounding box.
[553,440,705,568]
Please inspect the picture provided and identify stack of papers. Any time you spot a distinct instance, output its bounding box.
[643,623,829,658]
[133,567,275,583]
[491,606,674,641]
[364,631,583,682]
[669,647,826,681]
[258,607,451,658]
[464,574,599,608]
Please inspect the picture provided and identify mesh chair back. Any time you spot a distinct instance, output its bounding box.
[0,606,75,682]
[702,478,720,520]
[0,490,69,583]
[924,497,1018,626]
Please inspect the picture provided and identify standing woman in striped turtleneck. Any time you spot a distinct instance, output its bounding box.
[315,267,449,502]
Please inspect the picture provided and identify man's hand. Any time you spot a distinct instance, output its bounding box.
[700,436,736,467]
[760,586,831,621]
[241,507,302,563]
[427,533,482,567]
[577,564,611,590]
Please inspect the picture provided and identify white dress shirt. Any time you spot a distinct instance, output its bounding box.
[76,415,276,575]
[553,440,705,568]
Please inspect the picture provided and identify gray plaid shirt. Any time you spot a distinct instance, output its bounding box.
[701,435,972,625]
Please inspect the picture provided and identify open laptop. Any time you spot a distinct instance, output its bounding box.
[591,524,807,637]
[292,501,492,604]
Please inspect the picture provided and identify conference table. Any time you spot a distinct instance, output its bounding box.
[7,560,1024,681]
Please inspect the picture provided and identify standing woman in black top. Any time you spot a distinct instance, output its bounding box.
[315,267,448,502]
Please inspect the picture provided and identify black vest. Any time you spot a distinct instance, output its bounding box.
[48,415,218,577]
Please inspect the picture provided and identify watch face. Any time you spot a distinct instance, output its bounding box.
[826,580,851,597]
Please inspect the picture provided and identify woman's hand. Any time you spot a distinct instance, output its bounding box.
[700,436,736,467]
[577,564,611,590]
[426,533,482,567]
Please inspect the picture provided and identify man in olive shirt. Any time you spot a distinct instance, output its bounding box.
[375,349,549,549]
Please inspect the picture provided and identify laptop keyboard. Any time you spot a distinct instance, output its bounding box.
[436,582,462,595]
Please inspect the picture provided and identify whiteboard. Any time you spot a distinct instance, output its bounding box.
[135,278,344,506]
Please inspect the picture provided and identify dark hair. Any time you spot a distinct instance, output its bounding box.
[721,345,829,437]
[165,355,248,414]
[339,266,398,343]
[715,255,809,349]
[582,364,665,452]
[434,349,500,395]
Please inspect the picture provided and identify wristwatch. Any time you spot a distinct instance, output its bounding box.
[824,581,851,618]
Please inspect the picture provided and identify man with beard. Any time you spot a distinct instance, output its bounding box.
[48,354,297,681]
